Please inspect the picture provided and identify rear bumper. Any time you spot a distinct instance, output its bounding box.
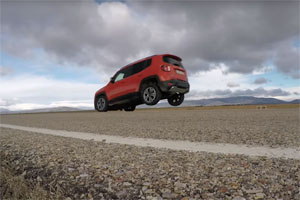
[159,79,190,94]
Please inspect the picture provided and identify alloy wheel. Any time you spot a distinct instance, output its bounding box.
[143,87,157,104]
[97,97,106,111]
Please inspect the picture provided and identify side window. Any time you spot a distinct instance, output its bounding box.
[123,66,133,78]
[132,63,143,75]
[143,59,152,70]
[113,59,152,82]
[114,66,133,82]
[132,59,152,75]
[114,72,125,82]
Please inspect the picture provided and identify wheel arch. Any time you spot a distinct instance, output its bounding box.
[94,92,107,104]
[139,75,160,92]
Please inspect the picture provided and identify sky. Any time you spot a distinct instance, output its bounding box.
[0,0,299,111]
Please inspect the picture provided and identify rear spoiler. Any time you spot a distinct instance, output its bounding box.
[162,54,182,61]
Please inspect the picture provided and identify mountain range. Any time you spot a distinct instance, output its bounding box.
[0,96,299,114]
[141,96,299,108]
[0,106,81,114]
[181,96,298,107]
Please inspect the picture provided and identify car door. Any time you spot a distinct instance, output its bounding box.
[107,70,126,100]
[107,67,133,100]
[126,59,152,93]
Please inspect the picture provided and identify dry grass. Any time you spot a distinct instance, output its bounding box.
[0,162,63,200]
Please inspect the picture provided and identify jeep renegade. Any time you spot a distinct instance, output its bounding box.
[94,54,189,112]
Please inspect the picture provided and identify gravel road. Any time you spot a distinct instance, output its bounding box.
[1,107,299,199]
[1,127,299,200]
[1,108,299,147]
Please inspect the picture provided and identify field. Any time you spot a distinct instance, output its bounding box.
[1,106,300,199]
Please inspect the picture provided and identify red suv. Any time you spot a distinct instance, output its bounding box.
[94,54,189,112]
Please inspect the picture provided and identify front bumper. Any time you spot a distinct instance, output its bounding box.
[159,79,190,94]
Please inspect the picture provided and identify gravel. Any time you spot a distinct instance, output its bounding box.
[1,108,299,148]
[1,127,299,199]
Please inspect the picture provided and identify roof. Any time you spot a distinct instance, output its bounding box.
[120,54,182,70]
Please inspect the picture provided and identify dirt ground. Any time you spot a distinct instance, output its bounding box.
[1,128,299,200]
[1,107,299,199]
[1,107,299,148]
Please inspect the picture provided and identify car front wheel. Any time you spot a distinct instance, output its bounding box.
[95,96,108,112]
[141,83,161,105]
[168,93,184,106]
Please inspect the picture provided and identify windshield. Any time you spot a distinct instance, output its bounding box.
[163,56,184,68]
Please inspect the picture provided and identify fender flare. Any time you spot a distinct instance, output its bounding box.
[138,75,161,93]
[94,92,107,105]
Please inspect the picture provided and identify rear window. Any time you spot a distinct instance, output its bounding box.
[163,56,184,68]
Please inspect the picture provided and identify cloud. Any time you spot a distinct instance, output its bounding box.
[253,77,268,84]
[1,1,144,74]
[284,87,300,100]
[0,98,19,106]
[1,0,299,77]
[275,40,300,79]
[0,66,14,76]
[3,100,93,111]
[0,74,101,109]
[227,82,240,88]
[129,1,299,75]
[187,87,290,99]
[233,88,290,97]
[188,65,249,92]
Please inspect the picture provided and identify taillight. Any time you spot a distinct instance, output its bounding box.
[161,65,171,72]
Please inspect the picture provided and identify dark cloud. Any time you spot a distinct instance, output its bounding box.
[227,82,240,88]
[131,1,299,74]
[187,87,290,98]
[274,41,300,79]
[253,77,268,84]
[1,1,147,74]
[1,0,299,77]
[0,66,14,76]
[232,88,290,97]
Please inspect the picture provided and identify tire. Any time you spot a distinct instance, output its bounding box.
[95,95,108,112]
[168,93,184,106]
[141,83,161,105]
[124,104,136,112]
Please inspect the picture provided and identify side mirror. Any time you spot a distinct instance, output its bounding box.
[110,77,114,83]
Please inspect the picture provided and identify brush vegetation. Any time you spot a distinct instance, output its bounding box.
[0,162,64,200]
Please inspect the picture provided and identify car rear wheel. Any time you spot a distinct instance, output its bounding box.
[124,104,136,111]
[168,93,184,106]
[95,95,108,112]
[141,83,161,105]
